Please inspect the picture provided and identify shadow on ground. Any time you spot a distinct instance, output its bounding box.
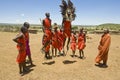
[63,60,77,64]
[42,61,55,65]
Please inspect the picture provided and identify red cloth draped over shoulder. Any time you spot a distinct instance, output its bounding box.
[63,20,71,37]
[77,33,86,50]
[16,34,26,63]
[43,18,52,40]
[95,33,111,63]
[57,31,66,51]
[43,18,51,29]
[25,31,31,55]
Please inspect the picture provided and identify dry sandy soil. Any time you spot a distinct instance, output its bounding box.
[0,32,120,80]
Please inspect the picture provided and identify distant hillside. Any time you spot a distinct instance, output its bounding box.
[0,23,41,32]
[96,23,120,30]
[0,23,120,32]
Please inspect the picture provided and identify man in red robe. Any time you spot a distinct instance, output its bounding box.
[42,13,52,40]
[95,29,111,67]
[41,13,52,53]
[60,0,76,53]
[62,18,71,51]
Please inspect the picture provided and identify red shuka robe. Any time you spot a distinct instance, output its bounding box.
[43,34,50,52]
[95,33,111,63]
[63,20,71,37]
[16,34,26,63]
[43,18,52,40]
[52,31,59,49]
[70,34,76,51]
[78,33,86,50]
[57,31,66,51]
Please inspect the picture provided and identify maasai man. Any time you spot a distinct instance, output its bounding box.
[95,29,111,67]
[23,22,35,67]
[41,13,52,52]
[70,31,77,57]
[62,18,71,50]
[60,0,76,51]
[78,28,86,59]
[13,27,27,75]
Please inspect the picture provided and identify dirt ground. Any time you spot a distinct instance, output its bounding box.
[0,32,120,80]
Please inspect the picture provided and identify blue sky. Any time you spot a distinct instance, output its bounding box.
[0,0,120,25]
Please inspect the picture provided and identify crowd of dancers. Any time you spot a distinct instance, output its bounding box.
[13,13,111,76]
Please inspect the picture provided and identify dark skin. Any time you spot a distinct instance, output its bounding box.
[13,28,27,74]
[13,34,23,46]
[45,51,50,59]
[52,47,57,57]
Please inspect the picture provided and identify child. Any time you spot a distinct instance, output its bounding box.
[77,28,86,59]
[23,22,35,67]
[51,23,59,57]
[57,28,66,55]
[13,27,27,75]
[70,31,77,57]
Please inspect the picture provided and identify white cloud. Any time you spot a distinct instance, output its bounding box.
[21,14,25,17]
